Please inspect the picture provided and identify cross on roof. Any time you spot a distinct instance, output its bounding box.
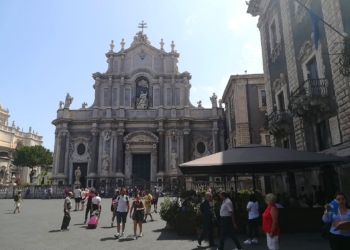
[138,20,148,33]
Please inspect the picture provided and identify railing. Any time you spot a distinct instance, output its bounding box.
[268,109,292,127]
[290,78,329,100]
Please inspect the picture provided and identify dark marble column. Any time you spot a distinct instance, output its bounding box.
[116,129,124,173]
[183,128,191,163]
[90,130,100,174]
[58,130,68,173]
[158,128,165,172]
[213,128,219,153]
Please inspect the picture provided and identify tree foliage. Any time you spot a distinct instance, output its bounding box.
[12,145,52,170]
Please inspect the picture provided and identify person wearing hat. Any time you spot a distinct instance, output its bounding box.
[61,192,72,231]
[153,186,160,213]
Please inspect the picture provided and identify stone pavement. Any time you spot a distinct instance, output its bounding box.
[0,197,330,250]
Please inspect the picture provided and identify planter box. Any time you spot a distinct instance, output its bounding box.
[177,211,196,235]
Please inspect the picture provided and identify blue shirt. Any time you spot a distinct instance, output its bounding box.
[322,209,350,236]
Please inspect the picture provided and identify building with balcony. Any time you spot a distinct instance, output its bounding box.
[222,74,268,148]
[0,102,44,185]
[247,0,350,200]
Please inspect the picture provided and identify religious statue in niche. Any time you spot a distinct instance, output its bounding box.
[102,151,110,172]
[75,167,81,183]
[135,78,149,109]
[171,150,178,170]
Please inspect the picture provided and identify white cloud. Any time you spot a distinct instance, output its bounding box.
[238,43,263,73]
[185,14,197,35]
[228,6,257,32]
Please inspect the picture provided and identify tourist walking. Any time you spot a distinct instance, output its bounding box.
[84,189,95,224]
[143,190,154,222]
[91,190,101,216]
[114,188,130,238]
[48,186,53,200]
[130,194,145,240]
[61,192,72,231]
[323,192,350,250]
[218,191,242,250]
[262,193,280,250]
[73,186,81,211]
[244,194,260,244]
[13,191,23,213]
[25,187,30,199]
[111,189,120,227]
[80,188,86,211]
[42,188,46,200]
[198,192,217,247]
[152,186,159,213]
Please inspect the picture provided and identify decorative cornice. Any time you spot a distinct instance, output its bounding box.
[123,130,159,143]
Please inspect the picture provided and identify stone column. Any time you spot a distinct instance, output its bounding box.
[107,55,113,74]
[212,122,219,153]
[159,75,164,106]
[158,128,165,172]
[121,54,125,73]
[149,83,153,107]
[116,129,124,174]
[171,77,175,105]
[58,130,68,173]
[108,77,113,107]
[90,130,100,174]
[183,128,191,163]
[120,76,125,106]
[94,77,101,107]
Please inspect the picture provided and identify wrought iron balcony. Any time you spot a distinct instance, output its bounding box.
[289,78,330,119]
[266,109,293,138]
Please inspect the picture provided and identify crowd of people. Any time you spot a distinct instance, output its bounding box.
[190,186,349,250]
[60,185,160,240]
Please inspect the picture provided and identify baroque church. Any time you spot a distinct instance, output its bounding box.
[51,26,225,188]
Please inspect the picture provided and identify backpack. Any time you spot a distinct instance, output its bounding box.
[117,195,129,202]
[14,194,19,202]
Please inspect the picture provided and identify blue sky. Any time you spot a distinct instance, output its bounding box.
[0,0,262,151]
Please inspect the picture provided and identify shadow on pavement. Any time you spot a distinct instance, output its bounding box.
[100,237,116,241]
[49,230,62,233]
[153,228,197,242]
[4,212,14,214]
[100,226,113,229]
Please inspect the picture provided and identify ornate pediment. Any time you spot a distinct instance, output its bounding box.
[190,135,213,160]
[123,130,158,144]
[272,73,287,93]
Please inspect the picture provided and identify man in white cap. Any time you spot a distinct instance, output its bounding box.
[152,186,159,213]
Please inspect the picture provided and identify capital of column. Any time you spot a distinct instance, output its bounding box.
[212,128,218,135]
[183,128,191,135]
[157,128,165,135]
[117,129,125,136]
[91,129,100,136]
[60,130,69,137]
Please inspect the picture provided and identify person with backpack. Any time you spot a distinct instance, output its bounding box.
[111,189,120,227]
[13,191,23,213]
[114,188,130,238]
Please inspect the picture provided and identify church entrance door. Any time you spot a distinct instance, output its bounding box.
[132,154,151,182]
[73,163,87,188]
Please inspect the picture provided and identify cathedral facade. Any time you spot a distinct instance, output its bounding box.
[51,30,225,188]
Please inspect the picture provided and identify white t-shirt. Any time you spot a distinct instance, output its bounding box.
[247,201,259,219]
[220,198,233,217]
[74,189,81,198]
[116,195,129,212]
[92,196,101,205]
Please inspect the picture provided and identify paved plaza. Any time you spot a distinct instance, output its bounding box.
[0,197,330,250]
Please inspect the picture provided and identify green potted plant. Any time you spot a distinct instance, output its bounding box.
[159,196,180,229]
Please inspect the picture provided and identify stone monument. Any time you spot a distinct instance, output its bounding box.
[74,166,81,185]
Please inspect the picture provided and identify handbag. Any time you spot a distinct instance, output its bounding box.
[321,222,331,240]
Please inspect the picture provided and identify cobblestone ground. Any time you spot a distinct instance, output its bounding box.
[0,198,330,250]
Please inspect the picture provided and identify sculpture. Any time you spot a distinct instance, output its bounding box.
[75,167,81,182]
[219,99,223,108]
[137,91,148,109]
[82,102,88,109]
[110,40,114,52]
[160,38,164,50]
[171,150,178,170]
[210,93,218,108]
[197,100,202,108]
[171,41,175,52]
[102,151,110,171]
[29,126,32,133]
[131,31,151,46]
[104,131,110,141]
[120,38,125,50]
[59,101,64,109]
[12,121,15,127]
[64,93,74,108]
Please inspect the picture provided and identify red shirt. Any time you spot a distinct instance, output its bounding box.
[87,193,95,205]
[262,204,280,236]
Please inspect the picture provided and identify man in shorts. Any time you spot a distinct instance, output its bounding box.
[114,188,129,238]
[143,190,154,222]
[73,186,81,211]
[13,191,24,213]
[153,186,159,213]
